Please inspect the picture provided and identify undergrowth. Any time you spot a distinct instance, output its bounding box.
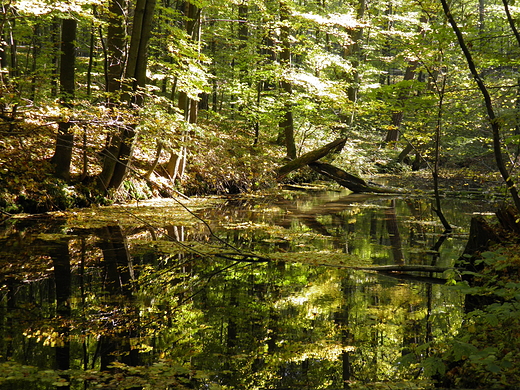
[398,244,520,389]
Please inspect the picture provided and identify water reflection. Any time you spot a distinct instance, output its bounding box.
[0,191,492,389]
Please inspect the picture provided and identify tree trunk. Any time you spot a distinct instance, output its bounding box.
[106,0,125,95]
[166,1,199,184]
[52,18,77,181]
[98,0,157,193]
[30,24,42,101]
[279,0,296,159]
[86,8,97,97]
[439,0,520,213]
[384,62,418,143]
[277,137,347,178]
[309,161,399,193]
[432,73,452,232]
[343,0,365,129]
[50,18,60,97]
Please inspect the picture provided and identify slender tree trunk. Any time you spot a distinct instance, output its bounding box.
[279,0,296,159]
[30,24,41,101]
[0,3,8,87]
[166,0,199,184]
[432,73,452,232]
[343,0,365,129]
[86,10,97,97]
[502,0,520,156]
[384,61,418,143]
[7,11,17,81]
[478,0,486,36]
[50,18,60,98]
[439,0,520,213]
[52,18,77,181]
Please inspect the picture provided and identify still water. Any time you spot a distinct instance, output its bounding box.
[0,189,496,389]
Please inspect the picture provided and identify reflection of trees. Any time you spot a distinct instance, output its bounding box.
[335,277,355,389]
[96,225,140,372]
[0,197,468,389]
[384,199,405,265]
[49,237,72,390]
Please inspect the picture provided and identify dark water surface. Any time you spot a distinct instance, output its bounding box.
[0,190,497,389]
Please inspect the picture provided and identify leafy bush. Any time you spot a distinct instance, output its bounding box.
[399,247,520,389]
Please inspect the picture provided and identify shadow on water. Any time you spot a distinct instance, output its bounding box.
[0,190,497,389]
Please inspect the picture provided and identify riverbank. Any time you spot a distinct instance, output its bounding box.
[0,113,507,215]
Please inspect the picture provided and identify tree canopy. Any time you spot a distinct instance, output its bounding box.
[1,0,520,212]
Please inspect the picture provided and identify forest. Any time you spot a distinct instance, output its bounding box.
[1,0,520,388]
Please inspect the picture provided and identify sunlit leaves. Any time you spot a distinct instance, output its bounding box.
[14,0,100,16]
[294,12,363,47]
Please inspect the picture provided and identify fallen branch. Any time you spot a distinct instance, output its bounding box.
[351,265,456,273]
[277,138,347,179]
[309,161,402,193]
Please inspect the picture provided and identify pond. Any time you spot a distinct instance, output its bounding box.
[0,189,498,389]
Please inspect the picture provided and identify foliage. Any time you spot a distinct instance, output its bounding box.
[0,191,476,389]
[0,0,519,211]
[2,0,520,387]
[399,245,520,389]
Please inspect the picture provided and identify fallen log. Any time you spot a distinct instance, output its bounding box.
[376,272,449,285]
[351,265,456,273]
[277,138,347,178]
[309,161,401,193]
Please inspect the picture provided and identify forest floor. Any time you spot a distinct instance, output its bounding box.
[0,113,509,214]
[378,169,504,194]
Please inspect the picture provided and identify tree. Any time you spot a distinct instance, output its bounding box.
[98,0,158,192]
[278,0,297,160]
[438,0,520,213]
[51,18,77,181]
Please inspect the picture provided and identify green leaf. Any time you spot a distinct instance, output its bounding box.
[422,357,446,377]
[486,363,501,373]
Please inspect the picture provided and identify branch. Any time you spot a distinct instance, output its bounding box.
[439,0,520,213]
[277,138,347,179]
[350,265,456,273]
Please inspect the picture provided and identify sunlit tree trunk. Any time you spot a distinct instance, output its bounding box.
[0,3,18,120]
[50,18,60,98]
[86,7,98,97]
[97,0,126,190]
[343,0,365,129]
[52,18,77,181]
[166,0,199,183]
[98,0,157,192]
[0,4,8,87]
[279,0,296,159]
[29,24,42,102]
[384,13,428,145]
[7,8,17,82]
